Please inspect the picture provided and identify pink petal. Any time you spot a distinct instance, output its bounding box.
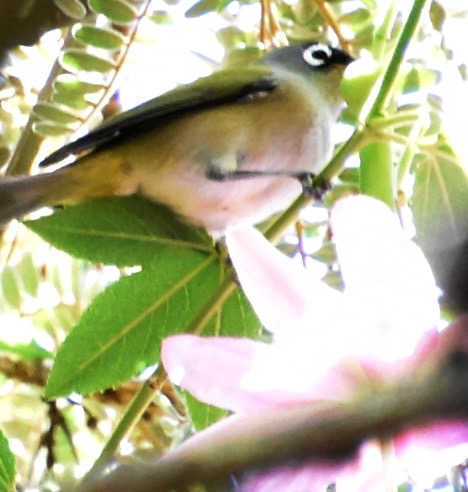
[243,441,386,492]
[330,195,439,368]
[162,335,273,412]
[162,334,365,412]
[162,335,354,412]
[242,462,345,492]
[226,226,341,336]
[395,422,468,486]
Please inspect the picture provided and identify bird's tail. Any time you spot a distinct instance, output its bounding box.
[0,173,67,227]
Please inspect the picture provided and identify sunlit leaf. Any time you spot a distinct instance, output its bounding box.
[53,0,87,19]
[185,392,228,431]
[14,253,39,297]
[205,286,260,338]
[54,76,104,96]
[0,430,15,492]
[340,58,382,122]
[339,8,371,32]
[185,0,219,18]
[310,241,337,263]
[0,340,52,361]
[60,49,115,74]
[401,66,440,93]
[338,167,360,185]
[412,146,468,250]
[33,122,74,137]
[52,91,90,110]
[45,251,220,397]
[149,10,173,25]
[216,26,248,49]
[88,0,138,24]
[33,103,79,125]
[217,0,240,12]
[73,25,125,50]
[26,197,214,267]
[0,267,21,310]
[429,0,446,32]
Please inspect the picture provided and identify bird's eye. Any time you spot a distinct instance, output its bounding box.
[302,43,333,68]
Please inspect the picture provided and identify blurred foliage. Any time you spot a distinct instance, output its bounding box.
[0,0,467,490]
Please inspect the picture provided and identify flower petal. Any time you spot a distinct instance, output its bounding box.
[162,335,273,412]
[243,441,386,492]
[395,422,468,487]
[242,462,345,492]
[330,195,439,368]
[226,226,341,336]
[162,334,362,411]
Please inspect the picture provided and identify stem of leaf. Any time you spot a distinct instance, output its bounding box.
[358,0,429,205]
[264,0,429,238]
[263,129,368,243]
[81,365,165,484]
[188,272,237,335]
[367,0,429,120]
[360,141,395,209]
[5,28,72,176]
[397,116,425,190]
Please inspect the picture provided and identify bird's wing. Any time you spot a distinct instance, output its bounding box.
[40,66,278,167]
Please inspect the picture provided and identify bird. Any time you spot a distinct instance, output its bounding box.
[0,42,352,235]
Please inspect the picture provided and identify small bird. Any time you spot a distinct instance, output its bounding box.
[0,42,352,234]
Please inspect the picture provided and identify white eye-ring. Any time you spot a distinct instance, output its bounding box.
[302,43,333,67]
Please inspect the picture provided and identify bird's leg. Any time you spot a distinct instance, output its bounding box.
[206,167,331,200]
[294,172,331,200]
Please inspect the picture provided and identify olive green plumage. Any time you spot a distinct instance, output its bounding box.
[0,42,352,233]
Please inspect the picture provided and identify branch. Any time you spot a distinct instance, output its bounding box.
[77,349,468,492]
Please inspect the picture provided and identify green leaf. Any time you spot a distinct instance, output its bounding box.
[340,59,382,122]
[33,122,74,137]
[310,241,337,264]
[0,267,21,309]
[52,91,90,110]
[360,141,394,209]
[15,253,39,297]
[88,0,138,24]
[429,0,446,32]
[216,26,247,49]
[73,25,125,50]
[0,430,14,492]
[54,76,104,96]
[185,0,220,18]
[26,197,213,267]
[60,49,115,74]
[401,66,439,94]
[33,103,79,125]
[45,250,221,398]
[181,288,261,429]
[339,8,371,32]
[185,392,228,431]
[205,286,260,338]
[413,147,468,248]
[149,11,173,25]
[53,0,87,19]
[217,0,239,12]
[338,167,360,185]
[0,340,52,361]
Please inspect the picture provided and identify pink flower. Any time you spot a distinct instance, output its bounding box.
[162,195,468,490]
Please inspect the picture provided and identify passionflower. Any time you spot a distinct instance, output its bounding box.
[162,195,468,490]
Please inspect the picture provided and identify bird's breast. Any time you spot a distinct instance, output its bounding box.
[127,78,334,233]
